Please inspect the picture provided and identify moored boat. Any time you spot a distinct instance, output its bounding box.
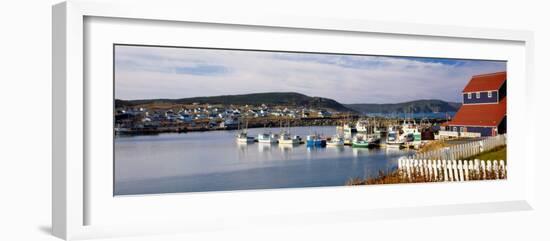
[352,133,377,148]
[306,134,326,147]
[237,132,255,143]
[236,119,255,143]
[352,139,370,148]
[327,135,345,147]
[386,126,404,148]
[258,132,277,143]
[279,131,300,144]
[356,119,369,133]
[365,134,381,147]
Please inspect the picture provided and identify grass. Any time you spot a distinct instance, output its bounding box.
[469,145,506,162]
[417,140,449,153]
[346,166,507,185]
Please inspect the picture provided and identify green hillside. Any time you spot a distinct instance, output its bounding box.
[116,92,355,112]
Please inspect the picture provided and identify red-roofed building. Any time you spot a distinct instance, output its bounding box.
[443,71,506,137]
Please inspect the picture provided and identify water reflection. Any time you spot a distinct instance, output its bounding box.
[114,126,414,195]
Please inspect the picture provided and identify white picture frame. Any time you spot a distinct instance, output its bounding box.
[52,0,535,240]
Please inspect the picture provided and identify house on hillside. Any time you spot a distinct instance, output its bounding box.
[441,71,507,137]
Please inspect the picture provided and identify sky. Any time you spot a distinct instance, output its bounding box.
[114,45,506,104]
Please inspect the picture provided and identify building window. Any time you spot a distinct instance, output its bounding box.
[476,92,480,98]
[460,127,464,132]
[488,91,492,98]
[467,93,471,99]
[453,127,457,132]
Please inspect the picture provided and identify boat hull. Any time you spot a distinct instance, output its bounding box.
[352,142,370,148]
[327,142,344,147]
[237,137,255,143]
[279,139,300,144]
[258,139,277,143]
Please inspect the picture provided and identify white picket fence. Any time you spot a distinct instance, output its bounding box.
[411,134,506,161]
[397,159,507,182]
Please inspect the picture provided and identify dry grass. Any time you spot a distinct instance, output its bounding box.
[346,166,507,186]
[417,140,450,154]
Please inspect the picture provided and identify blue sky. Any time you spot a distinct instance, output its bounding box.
[115,45,506,104]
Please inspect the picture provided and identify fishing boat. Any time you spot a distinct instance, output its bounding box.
[236,120,254,143]
[327,135,345,147]
[386,126,404,147]
[352,140,370,148]
[257,132,277,143]
[278,121,300,144]
[237,132,254,143]
[365,134,381,147]
[279,131,300,144]
[343,123,356,134]
[400,119,417,137]
[351,135,370,148]
[337,122,356,135]
[399,119,422,146]
[356,119,369,133]
[306,134,326,147]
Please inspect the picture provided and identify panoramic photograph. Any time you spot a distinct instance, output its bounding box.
[114,44,508,195]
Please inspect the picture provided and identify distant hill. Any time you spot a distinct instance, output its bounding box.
[116,92,355,112]
[345,99,461,114]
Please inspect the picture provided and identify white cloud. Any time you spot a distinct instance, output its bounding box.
[115,45,506,104]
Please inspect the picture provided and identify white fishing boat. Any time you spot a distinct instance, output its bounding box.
[257,132,277,143]
[236,119,254,143]
[356,119,369,133]
[327,135,345,147]
[278,131,300,144]
[401,119,416,137]
[386,126,404,147]
[278,122,300,144]
[400,119,422,144]
[236,131,254,143]
[337,122,355,135]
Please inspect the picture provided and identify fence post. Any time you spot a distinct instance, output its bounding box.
[446,160,453,181]
[464,160,470,181]
[499,160,506,179]
[436,160,441,181]
[493,160,499,179]
[480,160,486,180]
[451,160,459,181]
[486,161,493,179]
[424,159,430,178]
[474,159,480,180]
[419,160,425,177]
[458,160,464,181]
[443,160,449,182]
[414,159,419,179]
[427,160,433,181]
[406,159,411,180]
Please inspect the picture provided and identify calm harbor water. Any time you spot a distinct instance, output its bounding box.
[114,126,414,195]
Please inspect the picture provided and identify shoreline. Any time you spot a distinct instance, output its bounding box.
[115,115,449,136]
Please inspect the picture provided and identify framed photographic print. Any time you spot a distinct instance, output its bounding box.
[113,44,508,195]
[52,0,535,240]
